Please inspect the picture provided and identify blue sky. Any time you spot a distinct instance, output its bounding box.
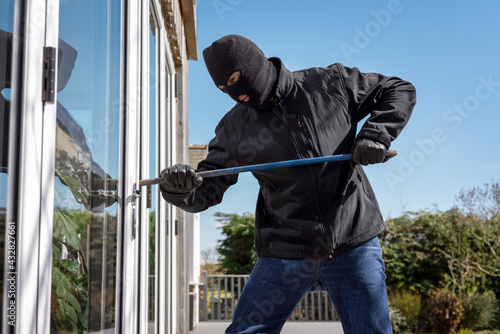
[187,0,500,254]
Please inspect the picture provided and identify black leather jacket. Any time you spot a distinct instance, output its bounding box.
[161,58,416,260]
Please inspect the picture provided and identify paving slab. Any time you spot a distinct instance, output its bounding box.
[190,321,344,334]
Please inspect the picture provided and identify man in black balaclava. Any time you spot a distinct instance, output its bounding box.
[159,34,416,333]
[202,34,277,111]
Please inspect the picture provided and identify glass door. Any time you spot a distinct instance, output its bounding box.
[51,0,121,332]
[147,7,159,333]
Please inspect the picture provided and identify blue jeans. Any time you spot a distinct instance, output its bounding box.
[225,237,392,334]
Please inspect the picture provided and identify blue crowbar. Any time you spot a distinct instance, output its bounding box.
[138,150,397,186]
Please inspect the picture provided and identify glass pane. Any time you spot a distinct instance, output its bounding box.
[51,0,121,332]
[148,12,157,332]
[0,0,15,328]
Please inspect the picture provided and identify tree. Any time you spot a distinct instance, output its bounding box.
[380,210,450,294]
[201,247,221,275]
[454,180,500,295]
[215,212,257,274]
[380,180,500,296]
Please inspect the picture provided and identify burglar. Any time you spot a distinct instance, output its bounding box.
[159,34,416,333]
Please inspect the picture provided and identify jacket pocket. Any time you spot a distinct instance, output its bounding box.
[355,165,377,203]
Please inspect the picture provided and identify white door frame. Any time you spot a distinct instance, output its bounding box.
[3,0,59,332]
[120,0,141,332]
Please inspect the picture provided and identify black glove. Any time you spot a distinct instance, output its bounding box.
[159,164,203,193]
[352,138,387,166]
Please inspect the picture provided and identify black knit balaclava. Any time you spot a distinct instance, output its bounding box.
[203,34,277,110]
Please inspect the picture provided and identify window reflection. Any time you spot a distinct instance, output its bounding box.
[0,29,11,174]
[148,11,158,332]
[51,0,121,333]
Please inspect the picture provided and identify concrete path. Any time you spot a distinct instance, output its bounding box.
[190,321,344,334]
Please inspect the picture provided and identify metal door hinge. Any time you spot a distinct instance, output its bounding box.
[43,46,57,103]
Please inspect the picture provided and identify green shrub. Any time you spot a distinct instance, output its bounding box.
[460,291,499,330]
[381,180,500,298]
[389,290,421,332]
[457,329,473,334]
[389,305,411,334]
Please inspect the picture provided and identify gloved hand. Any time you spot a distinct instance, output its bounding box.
[159,164,203,193]
[352,138,388,166]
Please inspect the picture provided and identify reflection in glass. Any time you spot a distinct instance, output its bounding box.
[148,13,158,332]
[51,0,121,332]
[0,0,15,329]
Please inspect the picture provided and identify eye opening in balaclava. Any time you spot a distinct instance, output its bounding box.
[217,70,242,92]
[226,70,241,87]
[203,34,277,110]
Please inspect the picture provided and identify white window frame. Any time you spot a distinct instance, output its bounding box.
[120,0,141,332]
[138,0,153,331]
[138,1,163,332]
[154,5,177,332]
[3,0,59,332]
[164,45,177,334]
[3,0,182,332]
[137,0,177,333]
[5,0,132,332]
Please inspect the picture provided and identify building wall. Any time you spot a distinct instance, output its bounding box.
[187,144,207,330]
[163,1,199,332]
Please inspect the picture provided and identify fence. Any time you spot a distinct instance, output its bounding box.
[200,271,338,322]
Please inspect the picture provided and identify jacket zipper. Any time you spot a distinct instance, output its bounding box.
[291,115,309,158]
[273,98,288,125]
[295,114,333,257]
[310,166,333,257]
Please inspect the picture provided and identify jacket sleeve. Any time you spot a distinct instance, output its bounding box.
[337,63,416,148]
[159,119,239,213]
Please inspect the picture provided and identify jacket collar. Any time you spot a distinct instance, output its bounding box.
[269,57,294,108]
